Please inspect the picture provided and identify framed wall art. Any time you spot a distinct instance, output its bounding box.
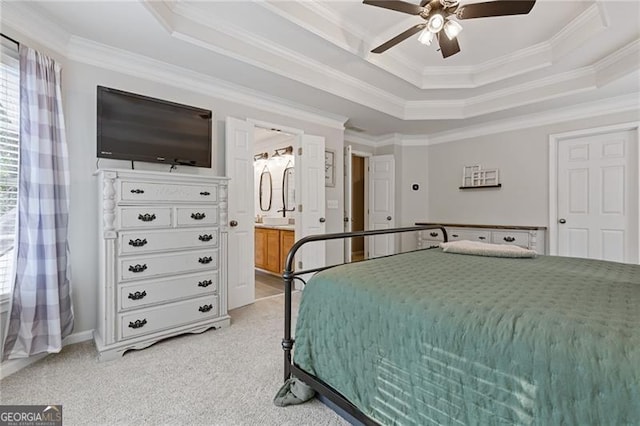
[325,149,335,187]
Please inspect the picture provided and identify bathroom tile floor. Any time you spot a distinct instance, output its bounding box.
[255,270,284,299]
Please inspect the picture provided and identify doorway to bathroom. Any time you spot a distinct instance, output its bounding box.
[253,127,296,299]
[226,116,326,310]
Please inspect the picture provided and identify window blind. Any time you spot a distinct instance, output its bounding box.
[0,37,20,296]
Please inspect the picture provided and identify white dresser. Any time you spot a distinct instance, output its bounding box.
[416,223,547,254]
[95,169,230,361]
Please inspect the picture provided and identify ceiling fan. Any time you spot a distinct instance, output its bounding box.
[363,0,536,58]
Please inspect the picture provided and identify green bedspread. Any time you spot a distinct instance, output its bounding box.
[290,249,640,425]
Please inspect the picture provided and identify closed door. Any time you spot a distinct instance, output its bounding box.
[557,129,638,263]
[369,155,395,258]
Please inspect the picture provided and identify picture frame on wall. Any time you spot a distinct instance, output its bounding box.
[325,149,335,187]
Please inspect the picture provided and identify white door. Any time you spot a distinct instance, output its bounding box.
[369,155,395,258]
[344,145,353,262]
[225,117,255,309]
[557,129,638,263]
[295,134,326,277]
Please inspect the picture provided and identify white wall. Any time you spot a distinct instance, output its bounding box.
[427,111,640,228]
[65,60,344,334]
[397,144,430,251]
[6,22,636,348]
[1,21,345,340]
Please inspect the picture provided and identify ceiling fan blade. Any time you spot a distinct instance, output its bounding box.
[457,0,535,19]
[363,0,425,16]
[438,32,460,58]
[371,24,426,53]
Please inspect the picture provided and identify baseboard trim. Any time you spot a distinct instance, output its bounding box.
[0,329,94,379]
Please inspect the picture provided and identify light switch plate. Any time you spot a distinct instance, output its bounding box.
[327,199,339,209]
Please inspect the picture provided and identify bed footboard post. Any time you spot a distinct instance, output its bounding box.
[282,268,294,381]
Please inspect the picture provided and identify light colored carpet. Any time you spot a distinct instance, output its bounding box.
[0,293,348,426]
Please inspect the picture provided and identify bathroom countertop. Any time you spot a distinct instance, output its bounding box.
[254,223,295,231]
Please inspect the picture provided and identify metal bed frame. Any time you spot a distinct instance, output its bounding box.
[280,225,448,425]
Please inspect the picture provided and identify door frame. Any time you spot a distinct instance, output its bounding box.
[247,119,304,297]
[548,121,640,257]
[344,147,372,262]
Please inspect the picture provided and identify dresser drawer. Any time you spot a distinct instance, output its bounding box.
[118,271,218,311]
[448,228,491,242]
[119,228,218,255]
[420,228,445,241]
[120,249,218,281]
[119,295,219,340]
[492,230,530,247]
[176,206,219,227]
[120,181,217,203]
[120,207,172,229]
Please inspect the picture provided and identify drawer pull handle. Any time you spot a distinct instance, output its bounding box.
[198,280,213,288]
[429,232,438,237]
[503,236,516,242]
[191,212,206,220]
[199,304,213,313]
[199,256,213,264]
[200,191,210,196]
[128,290,147,300]
[128,238,148,247]
[138,213,156,222]
[452,234,459,238]
[128,319,147,329]
[478,236,486,240]
[130,189,145,194]
[129,264,147,273]
[199,234,213,242]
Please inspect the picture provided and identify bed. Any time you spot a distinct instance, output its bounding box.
[275,226,640,425]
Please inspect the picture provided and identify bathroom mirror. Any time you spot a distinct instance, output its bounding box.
[259,166,272,211]
[282,164,295,213]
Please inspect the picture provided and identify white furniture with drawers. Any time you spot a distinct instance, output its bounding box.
[416,223,547,254]
[95,169,230,361]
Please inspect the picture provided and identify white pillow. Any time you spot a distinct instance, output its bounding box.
[440,240,537,258]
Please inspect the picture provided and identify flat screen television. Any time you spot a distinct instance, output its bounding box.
[97,86,212,168]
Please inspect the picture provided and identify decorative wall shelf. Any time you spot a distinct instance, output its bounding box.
[461,165,501,189]
[459,184,502,189]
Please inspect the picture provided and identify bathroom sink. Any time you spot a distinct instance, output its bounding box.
[262,217,292,226]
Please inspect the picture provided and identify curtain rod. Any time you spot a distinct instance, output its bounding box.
[1,33,20,46]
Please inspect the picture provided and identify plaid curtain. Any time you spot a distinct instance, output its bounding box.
[2,45,74,360]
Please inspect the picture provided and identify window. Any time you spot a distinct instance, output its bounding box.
[0,37,19,297]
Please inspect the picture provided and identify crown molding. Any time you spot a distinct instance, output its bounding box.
[1,0,347,130]
[347,93,639,148]
[257,1,607,91]
[66,36,348,130]
[0,0,69,56]
[5,0,636,129]
[344,131,379,147]
[593,38,640,86]
[147,1,406,118]
[427,93,639,145]
[145,1,635,121]
[548,3,608,60]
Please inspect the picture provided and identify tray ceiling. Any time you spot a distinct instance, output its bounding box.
[4,0,640,137]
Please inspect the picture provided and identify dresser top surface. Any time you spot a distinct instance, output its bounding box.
[95,168,229,181]
[415,222,547,231]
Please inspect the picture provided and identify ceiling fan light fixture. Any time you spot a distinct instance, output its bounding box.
[426,14,445,33]
[443,19,463,40]
[417,29,434,46]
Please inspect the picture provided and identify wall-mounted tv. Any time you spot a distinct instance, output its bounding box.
[97,86,212,168]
